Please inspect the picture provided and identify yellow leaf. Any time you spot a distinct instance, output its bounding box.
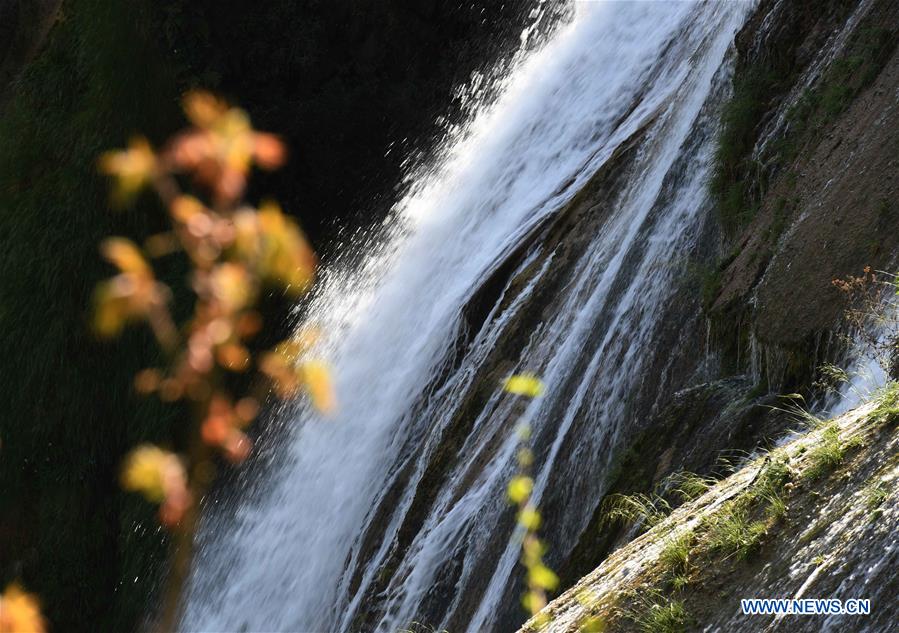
[210,262,255,312]
[517,506,542,531]
[170,195,205,223]
[257,201,317,295]
[98,136,155,206]
[507,475,534,504]
[273,327,321,359]
[522,592,549,620]
[528,563,559,591]
[92,282,128,338]
[120,445,179,503]
[101,238,150,276]
[504,373,545,398]
[301,360,337,415]
[521,534,546,564]
[0,584,46,633]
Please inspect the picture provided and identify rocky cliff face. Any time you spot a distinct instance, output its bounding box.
[709,0,899,384]
[528,0,899,629]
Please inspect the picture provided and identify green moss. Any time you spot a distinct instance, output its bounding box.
[712,9,897,236]
[711,67,785,234]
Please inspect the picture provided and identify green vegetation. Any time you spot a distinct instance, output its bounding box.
[627,593,692,633]
[705,501,768,561]
[667,471,716,503]
[711,8,897,236]
[785,26,897,155]
[870,382,899,427]
[711,68,782,233]
[862,478,890,519]
[582,384,898,632]
[602,492,672,532]
[658,531,694,587]
[690,453,790,562]
[803,424,847,481]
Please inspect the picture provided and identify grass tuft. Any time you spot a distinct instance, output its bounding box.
[862,479,890,519]
[602,493,672,532]
[705,500,768,561]
[627,593,692,633]
[803,424,845,481]
[666,471,716,503]
[657,530,696,592]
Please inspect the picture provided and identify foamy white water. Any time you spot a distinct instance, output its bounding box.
[183,2,754,631]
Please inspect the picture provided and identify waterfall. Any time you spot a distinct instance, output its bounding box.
[183,2,754,631]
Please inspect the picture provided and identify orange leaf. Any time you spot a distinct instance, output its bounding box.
[183,90,229,129]
[0,584,46,633]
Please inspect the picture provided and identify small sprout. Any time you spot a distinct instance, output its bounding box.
[504,373,545,398]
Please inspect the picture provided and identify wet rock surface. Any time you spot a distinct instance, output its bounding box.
[525,396,899,632]
[531,1,899,629]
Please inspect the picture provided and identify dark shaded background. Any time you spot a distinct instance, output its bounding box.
[160,0,557,245]
[0,1,549,630]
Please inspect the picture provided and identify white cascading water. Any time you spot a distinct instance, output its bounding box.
[183,2,754,631]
